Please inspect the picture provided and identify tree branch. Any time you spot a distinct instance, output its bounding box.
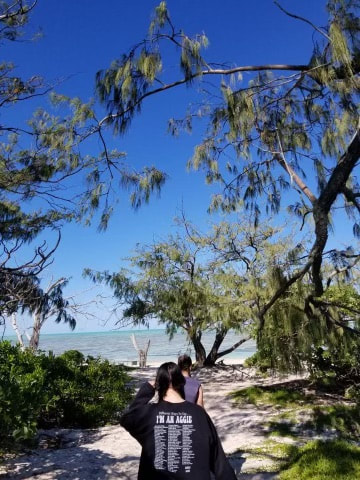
[274,1,331,41]
[216,336,251,360]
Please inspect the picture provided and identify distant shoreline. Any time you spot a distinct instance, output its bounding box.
[132,357,246,368]
[2,327,167,339]
[2,329,256,366]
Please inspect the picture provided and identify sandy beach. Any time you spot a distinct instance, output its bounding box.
[1,364,303,480]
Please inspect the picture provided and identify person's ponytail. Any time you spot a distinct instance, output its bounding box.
[155,362,185,401]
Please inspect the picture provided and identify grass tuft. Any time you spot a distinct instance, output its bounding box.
[231,385,308,407]
[305,404,360,440]
[279,439,360,480]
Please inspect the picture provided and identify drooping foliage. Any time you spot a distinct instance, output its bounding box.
[0,1,167,329]
[85,217,258,366]
[85,216,306,366]
[95,0,360,352]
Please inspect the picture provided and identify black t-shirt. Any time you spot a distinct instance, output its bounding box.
[120,382,237,480]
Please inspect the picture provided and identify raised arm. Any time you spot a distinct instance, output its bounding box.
[120,381,155,439]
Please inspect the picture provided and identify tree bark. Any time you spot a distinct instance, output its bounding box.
[29,311,42,351]
[11,312,25,350]
[131,334,151,368]
[216,336,252,361]
[189,330,207,367]
[204,326,228,366]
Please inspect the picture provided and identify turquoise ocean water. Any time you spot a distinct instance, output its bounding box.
[2,329,256,365]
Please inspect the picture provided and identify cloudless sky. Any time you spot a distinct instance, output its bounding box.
[5,0,351,335]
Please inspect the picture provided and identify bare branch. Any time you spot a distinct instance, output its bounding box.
[274,1,331,41]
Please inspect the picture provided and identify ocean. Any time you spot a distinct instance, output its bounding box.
[2,329,256,365]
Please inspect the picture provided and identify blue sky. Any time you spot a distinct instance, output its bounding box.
[5,0,349,335]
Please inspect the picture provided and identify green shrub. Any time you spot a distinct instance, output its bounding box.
[244,351,273,373]
[39,350,134,428]
[0,342,44,442]
[308,345,360,396]
[0,342,134,447]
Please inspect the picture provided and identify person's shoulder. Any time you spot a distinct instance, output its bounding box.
[186,376,201,387]
[182,400,205,414]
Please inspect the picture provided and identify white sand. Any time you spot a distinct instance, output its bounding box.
[146,358,246,368]
[2,365,299,479]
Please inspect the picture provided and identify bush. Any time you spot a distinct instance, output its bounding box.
[244,351,273,373]
[0,342,45,442]
[308,345,360,397]
[39,350,134,428]
[0,342,134,446]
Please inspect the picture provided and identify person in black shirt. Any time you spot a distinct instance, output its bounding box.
[120,362,237,480]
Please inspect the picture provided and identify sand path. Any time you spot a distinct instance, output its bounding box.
[1,366,294,479]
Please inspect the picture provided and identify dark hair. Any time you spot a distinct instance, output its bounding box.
[155,362,185,401]
[178,354,192,372]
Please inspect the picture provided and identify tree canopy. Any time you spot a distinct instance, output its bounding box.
[0,1,166,330]
[95,0,360,338]
[86,216,308,366]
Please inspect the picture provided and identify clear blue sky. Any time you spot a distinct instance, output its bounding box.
[5,0,349,334]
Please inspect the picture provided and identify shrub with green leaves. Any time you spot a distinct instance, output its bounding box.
[39,349,134,428]
[244,351,274,373]
[0,342,134,446]
[308,343,360,396]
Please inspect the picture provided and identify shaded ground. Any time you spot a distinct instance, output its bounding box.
[1,365,342,479]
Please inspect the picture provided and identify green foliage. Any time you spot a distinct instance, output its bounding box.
[244,351,274,373]
[0,342,45,442]
[86,217,261,365]
[308,340,360,393]
[308,405,360,440]
[0,342,133,447]
[279,439,360,480]
[95,1,360,358]
[0,1,168,256]
[39,349,133,428]
[256,278,360,374]
[231,385,308,407]
[0,1,169,333]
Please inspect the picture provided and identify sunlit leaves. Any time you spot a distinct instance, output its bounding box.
[149,1,169,34]
[180,33,208,80]
[330,20,354,74]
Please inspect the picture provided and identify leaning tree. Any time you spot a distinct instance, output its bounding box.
[86,216,308,366]
[95,0,360,339]
[85,219,253,366]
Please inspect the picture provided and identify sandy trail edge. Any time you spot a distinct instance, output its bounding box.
[1,366,298,479]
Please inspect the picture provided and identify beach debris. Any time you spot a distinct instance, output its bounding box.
[131,334,150,368]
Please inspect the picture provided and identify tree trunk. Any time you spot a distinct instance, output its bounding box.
[131,334,151,368]
[204,326,228,366]
[11,312,25,350]
[29,311,42,351]
[189,330,207,367]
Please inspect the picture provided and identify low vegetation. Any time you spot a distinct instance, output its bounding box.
[0,342,133,449]
[279,440,360,480]
[306,405,360,440]
[230,378,360,479]
[231,385,309,408]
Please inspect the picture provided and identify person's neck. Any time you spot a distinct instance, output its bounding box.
[163,387,185,403]
[182,370,190,377]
